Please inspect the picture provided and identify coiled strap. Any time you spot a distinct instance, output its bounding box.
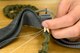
[39,31,50,53]
[3,4,38,19]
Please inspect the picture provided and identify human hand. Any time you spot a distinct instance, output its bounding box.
[42,0,80,39]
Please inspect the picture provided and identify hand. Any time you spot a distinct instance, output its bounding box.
[42,0,80,39]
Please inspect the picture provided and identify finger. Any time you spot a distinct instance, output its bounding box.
[51,26,79,39]
[42,6,80,29]
[51,20,80,39]
[56,0,72,17]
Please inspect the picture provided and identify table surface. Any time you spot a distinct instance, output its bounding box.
[0,0,80,53]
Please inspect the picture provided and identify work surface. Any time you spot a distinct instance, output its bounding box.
[0,0,80,53]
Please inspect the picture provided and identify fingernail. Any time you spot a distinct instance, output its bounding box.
[42,21,48,27]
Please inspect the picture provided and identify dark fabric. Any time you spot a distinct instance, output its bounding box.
[0,8,80,49]
[0,8,51,48]
[0,8,41,48]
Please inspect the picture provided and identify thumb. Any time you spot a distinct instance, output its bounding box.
[42,6,80,29]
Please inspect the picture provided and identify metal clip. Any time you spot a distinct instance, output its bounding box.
[44,27,50,33]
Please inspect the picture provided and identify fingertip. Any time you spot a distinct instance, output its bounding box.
[42,20,48,28]
[51,31,63,39]
[42,19,54,29]
[52,33,63,39]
